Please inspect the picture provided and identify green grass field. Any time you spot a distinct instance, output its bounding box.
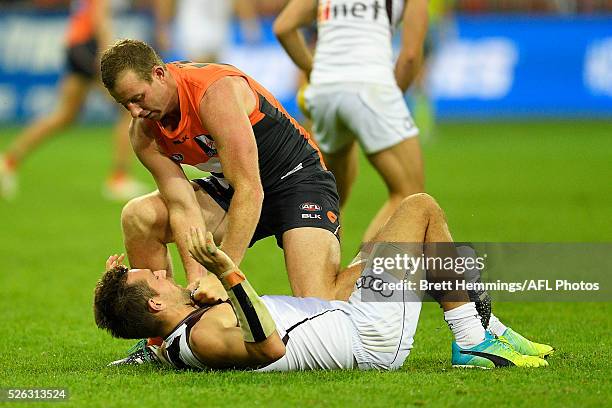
[1,121,611,407]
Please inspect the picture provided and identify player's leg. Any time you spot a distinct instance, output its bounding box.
[120,181,227,283]
[362,137,424,241]
[276,168,342,300]
[103,109,147,201]
[385,195,553,360]
[4,73,89,166]
[283,227,341,299]
[321,141,359,209]
[1,73,89,199]
[112,110,133,177]
[337,194,549,367]
[335,83,424,242]
[334,192,448,300]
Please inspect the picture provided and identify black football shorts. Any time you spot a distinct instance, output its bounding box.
[194,169,340,248]
[66,38,98,80]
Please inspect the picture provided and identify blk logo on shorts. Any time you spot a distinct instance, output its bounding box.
[300,202,322,211]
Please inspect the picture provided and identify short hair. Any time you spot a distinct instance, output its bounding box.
[100,39,165,91]
[94,265,163,339]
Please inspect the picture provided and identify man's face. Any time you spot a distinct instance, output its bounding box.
[126,268,191,306]
[111,68,171,121]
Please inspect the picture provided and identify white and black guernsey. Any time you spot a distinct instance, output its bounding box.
[161,295,359,371]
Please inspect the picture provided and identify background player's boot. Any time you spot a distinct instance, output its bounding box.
[498,327,554,358]
[103,173,148,202]
[0,154,17,200]
[452,333,548,369]
[107,339,162,367]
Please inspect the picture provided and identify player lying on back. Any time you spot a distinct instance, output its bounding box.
[94,194,553,370]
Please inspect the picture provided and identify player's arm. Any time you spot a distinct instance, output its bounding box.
[129,119,206,283]
[394,0,429,92]
[92,0,113,55]
[188,227,285,369]
[273,0,317,79]
[198,76,264,266]
[189,306,285,369]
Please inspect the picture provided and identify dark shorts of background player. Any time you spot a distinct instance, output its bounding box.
[194,170,341,248]
[65,38,98,80]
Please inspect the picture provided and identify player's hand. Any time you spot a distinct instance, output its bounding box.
[188,273,229,305]
[187,227,237,278]
[105,253,125,270]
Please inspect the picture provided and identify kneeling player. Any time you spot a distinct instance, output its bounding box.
[94,194,553,370]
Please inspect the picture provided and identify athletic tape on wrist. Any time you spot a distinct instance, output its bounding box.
[221,272,276,342]
[218,269,244,289]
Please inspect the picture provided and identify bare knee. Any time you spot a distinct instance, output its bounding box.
[121,193,168,240]
[400,193,445,221]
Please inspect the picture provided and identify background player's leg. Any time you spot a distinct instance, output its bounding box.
[121,187,227,283]
[4,73,90,166]
[103,110,147,200]
[112,111,133,176]
[321,141,359,209]
[1,74,90,199]
[282,228,341,300]
[362,137,424,241]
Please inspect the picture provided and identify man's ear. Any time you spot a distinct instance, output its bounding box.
[148,297,165,312]
[152,65,165,82]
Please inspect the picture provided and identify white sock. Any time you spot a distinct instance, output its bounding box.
[486,314,508,336]
[444,303,486,349]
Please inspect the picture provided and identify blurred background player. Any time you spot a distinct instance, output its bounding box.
[274,0,428,242]
[0,0,146,201]
[154,0,262,63]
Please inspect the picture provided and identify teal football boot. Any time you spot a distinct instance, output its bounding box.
[498,328,554,359]
[452,333,548,369]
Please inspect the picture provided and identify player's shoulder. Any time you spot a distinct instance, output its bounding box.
[200,75,252,112]
[189,304,234,353]
[171,62,245,96]
[206,75,248,94]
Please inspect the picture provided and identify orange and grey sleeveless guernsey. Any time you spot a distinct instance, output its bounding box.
[154,62,326,193]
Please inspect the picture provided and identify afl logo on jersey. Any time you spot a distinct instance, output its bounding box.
[300,202,322,211]
[171,153,184,162]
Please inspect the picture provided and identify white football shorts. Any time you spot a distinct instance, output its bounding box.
[331,279,422,370]
[304,83,419,155]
